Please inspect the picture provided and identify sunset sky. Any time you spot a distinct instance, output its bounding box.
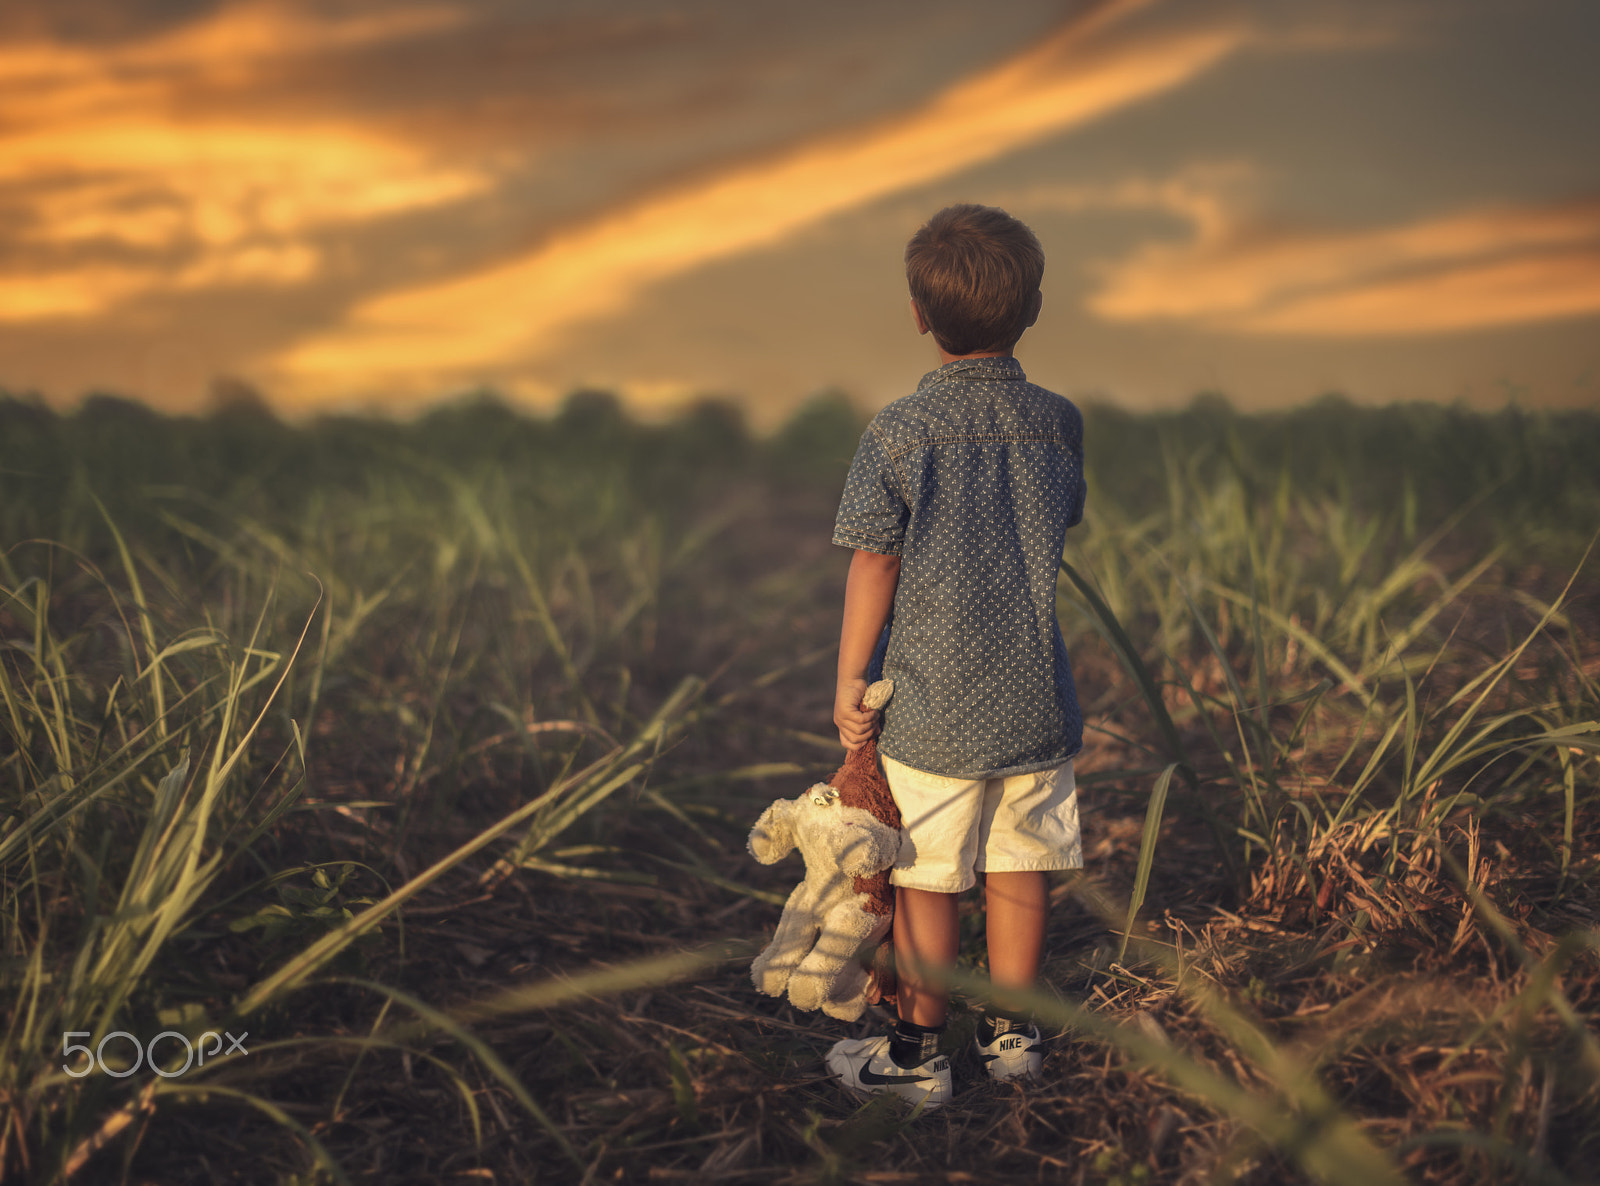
[2,0,1597,423]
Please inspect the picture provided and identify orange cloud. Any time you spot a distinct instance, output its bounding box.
[0,2,464,113]
[0,266,152,321]
[1237,249,1600,335]
[0,244,324,321]
[1080,178,1600,335]
[0,2,488,321]
[272,0,1253,398]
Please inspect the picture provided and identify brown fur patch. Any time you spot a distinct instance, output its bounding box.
[828,738,900,917]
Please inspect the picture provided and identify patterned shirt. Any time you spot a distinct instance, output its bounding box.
[833,356,1086,778]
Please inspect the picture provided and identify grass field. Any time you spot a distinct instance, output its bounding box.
[2,390,1597,1184]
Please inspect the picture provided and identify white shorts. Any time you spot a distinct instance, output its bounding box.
[883,754,1083,893]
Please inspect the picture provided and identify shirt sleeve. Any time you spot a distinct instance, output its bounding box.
[1065,451,1086,530]
[832,422,908,555]
[1062,403,1086,530]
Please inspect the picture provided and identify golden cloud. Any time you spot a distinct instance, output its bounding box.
[272,0,1252,397]
[0,265,151,321]
[1081,179,1600,336]
[0,244,325,321]
[0,2,488,321]
[0,2,464,110]
[1237,250,1600,336]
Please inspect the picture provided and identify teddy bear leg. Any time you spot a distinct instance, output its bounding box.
[787,910,875,1018]
[821,959,873,1022]
[824,910,892,1018]
[751,906,820,999]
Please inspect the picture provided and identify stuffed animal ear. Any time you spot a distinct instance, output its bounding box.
[838,817,902,878]
[748,798,798,864]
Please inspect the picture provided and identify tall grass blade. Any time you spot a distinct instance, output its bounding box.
[1062,558,1240,889]
[1061,559,1188,771]
[235,676,703,1015]
[93,494,168,740]
[450,939,753,1022]
[1119,763,1176,962]
[330,978,582,1170]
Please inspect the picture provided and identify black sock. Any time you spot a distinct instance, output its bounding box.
[978,1008,1031,1044]
[889,1019,944,1067]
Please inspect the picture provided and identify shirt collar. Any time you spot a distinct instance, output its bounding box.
[917,355,1026,389]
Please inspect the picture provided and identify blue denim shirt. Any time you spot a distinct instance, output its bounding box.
[833,356,1086,778]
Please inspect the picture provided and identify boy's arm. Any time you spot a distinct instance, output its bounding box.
[835,548,901,751]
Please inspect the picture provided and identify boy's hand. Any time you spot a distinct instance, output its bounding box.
[834,678,881,752]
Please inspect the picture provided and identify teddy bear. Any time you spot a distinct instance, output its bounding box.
[748,680,903,1021]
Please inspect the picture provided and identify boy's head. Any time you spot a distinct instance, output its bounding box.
[905,204,1044,357]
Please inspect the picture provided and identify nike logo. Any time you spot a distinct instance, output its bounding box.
[980,1044,1041,1062]
[859,1066,933,1086]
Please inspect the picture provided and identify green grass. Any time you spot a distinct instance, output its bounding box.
[1,388,1597,1183]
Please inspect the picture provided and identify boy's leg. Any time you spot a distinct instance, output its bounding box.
[879,754,987,1029]
[974,872,1048,1081]
[828,755,972,1106]
[972,763,1080,1081]
[976,761,1078,1000]
[893,885,960,1027]
[982,870,1047,999]
[828,887,957,1109]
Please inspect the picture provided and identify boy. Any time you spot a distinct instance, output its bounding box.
[824,204,1086,1109]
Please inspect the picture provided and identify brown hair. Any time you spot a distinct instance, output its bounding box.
[905,204,1044,356]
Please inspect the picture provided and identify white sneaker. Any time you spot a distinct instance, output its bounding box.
[975,1022,1043,1081]
[826,1034,952,1110]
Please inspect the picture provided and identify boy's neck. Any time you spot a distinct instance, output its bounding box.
[932,346,1014,368]
[910,297,1032,370]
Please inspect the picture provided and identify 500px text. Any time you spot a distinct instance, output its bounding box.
[63,1030,249,1078]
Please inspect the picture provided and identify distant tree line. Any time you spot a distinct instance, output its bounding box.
[3,387,1596,562]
